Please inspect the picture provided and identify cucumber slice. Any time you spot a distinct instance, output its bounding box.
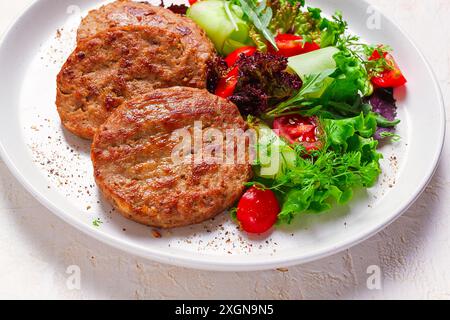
[187,0,251,55]
[254,124,297,179]
[288,46,340,79]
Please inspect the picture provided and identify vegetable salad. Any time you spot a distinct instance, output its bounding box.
[187,0,407,233]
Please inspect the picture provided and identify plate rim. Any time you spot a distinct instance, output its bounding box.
[0,0,446,271]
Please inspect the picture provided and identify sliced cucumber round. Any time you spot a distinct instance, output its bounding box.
[187,0,251,55]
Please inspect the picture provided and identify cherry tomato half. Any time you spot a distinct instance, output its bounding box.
[273,115,322,151]
[369,50,407,88]
[215,47,257,98]
[237,187,280,234]
[225,46,257,67]
[215,66,239,98]
[188,0,198,6]
[269,34,320,57]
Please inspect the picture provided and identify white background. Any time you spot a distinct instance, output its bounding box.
[0,0,449,299]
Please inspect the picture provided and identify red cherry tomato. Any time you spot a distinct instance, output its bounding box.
[269,34,320,57]
[225,46,257,67]
[369,49,407,88]
[236,187,280,234]
[188,0,198,5]
[215,66,239,98]
[215,47,256,98]
[273,115,322,151]
[369,49,384,61]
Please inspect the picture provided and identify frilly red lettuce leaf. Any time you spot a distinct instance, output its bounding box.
[207,52,302,116]
[368,88,399,140]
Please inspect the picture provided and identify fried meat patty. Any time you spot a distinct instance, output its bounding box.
[56,25,215,139]
[77,0,197,42]
[91,87,252,228]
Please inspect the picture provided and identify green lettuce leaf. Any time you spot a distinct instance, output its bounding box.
[318,11,347,47]
[270,3,347,47]
[322,50,372,102]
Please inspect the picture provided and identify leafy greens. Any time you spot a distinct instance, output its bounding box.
[251,112,382,224]
[233,0,278,50]
[270,2,347,47]
[207,52,303,115]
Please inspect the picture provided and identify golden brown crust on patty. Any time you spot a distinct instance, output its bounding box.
[77,0,198,42]
[56,25,215,139]
[91,87,252,228]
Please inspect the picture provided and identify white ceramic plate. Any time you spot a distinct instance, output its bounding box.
[0,0,445,271]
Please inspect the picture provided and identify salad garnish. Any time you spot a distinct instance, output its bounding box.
[187,0,407,233]
[235,0,278,50]
[210,51,302,115]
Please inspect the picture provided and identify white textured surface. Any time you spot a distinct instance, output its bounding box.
[0,0,449,300]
